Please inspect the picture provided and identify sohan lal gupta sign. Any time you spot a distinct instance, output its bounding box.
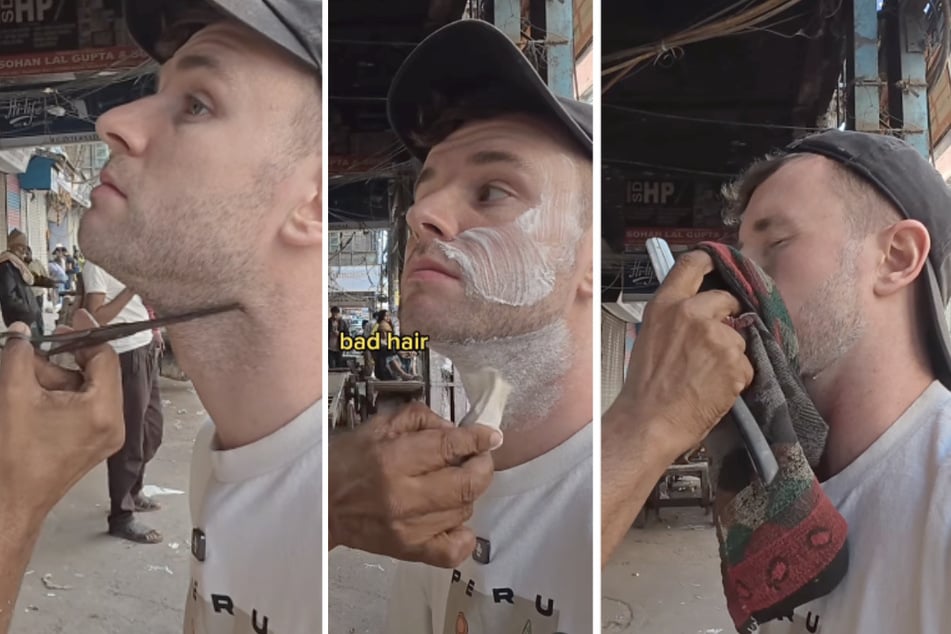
[0,0,147,78]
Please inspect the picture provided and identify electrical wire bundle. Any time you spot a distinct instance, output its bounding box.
[602,0,807,94]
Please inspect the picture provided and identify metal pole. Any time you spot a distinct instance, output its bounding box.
[898,3,931,158]
[493,0,521,42]
[853,0,881,132]
[546,0,575,98]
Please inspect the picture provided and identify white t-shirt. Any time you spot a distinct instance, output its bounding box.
[386,422,593,634]
[760,381,951,634]
[82,261,152,354]
[184,399,323,634]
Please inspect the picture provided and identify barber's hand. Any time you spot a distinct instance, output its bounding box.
[615,250,754,456]
[0,310,124,532]
[329,402,501,567]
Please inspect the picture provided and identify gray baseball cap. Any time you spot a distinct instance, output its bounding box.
[387,19,591,161]
[786,129,951,388]
[123,0,321,73]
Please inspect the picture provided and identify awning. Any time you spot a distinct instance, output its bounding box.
[0,148,33,173]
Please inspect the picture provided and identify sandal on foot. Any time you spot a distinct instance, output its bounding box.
[109,521,163,544]
[133,495,162,512]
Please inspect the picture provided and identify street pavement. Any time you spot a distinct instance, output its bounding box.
[8,374,731,634]
[603,507,732,634]
[328,548,396,634]
[9,378,204,634]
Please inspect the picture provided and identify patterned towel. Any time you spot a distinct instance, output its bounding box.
[694,242,849,634]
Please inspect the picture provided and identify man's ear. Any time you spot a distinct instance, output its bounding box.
[280,160,322,248]
[874,219,930,298]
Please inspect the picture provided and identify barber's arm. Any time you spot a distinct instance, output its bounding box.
[0,312,124,634]
[329,402,500,567]
[601,250,754,566]
[84,287,136,326]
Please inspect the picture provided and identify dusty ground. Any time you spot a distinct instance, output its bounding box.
[9,378,205,634]
[328,472,732,634]
[328,510,732,634]
[602,507,732,634]
[328,548,396,634]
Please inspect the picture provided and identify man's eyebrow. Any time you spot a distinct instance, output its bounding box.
[413,150,530,197]
[468,150,529,170]
[737,215,793,249]
[157,53,232,89]
[751,215,796,234]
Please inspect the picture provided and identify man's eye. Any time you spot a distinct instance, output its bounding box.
[477,185,510,203]
[186,96,210,116]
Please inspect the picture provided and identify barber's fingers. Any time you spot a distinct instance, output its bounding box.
[396,456,494,514]
[46,309,120,395]
[405,526,477,569]
[394,430,497,476]
[33,356,83,391]
[685,289,744,321]
[0,323,38,393]
[68,310,111,369]
[381,402,454,436]
[652,250,716,303]
[74,341,121,403]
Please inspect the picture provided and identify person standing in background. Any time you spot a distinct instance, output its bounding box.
[24,247,55,317]
[48,249,69,306]
[329,305,349,368]
[0,231,42,336]
[73,245,85,271]
[372,309,394,378]
[57,245,79,292]
[84,260,165,545]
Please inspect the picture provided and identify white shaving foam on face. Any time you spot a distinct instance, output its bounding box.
[436,156,585,307]
[435,319,573,430]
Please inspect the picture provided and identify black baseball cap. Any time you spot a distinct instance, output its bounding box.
[785,129,951,388]
[123,0,321,73]
[387,20,592,161]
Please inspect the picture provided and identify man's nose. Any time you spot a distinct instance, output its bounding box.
[96,97,157,157]
[406,189,466,241]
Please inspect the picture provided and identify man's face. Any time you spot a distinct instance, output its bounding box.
[400,114,589,342]
[80,20,320,313]
[10,244,27,260]
[738,156,871,379]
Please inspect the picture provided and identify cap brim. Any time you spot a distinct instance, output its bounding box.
[386,20,591,161]
[923,260,951,388]
[124,0,318,72]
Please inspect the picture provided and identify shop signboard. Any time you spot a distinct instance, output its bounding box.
[0,74,153,148]
[621,254,660,295]
[623,227,731,251]
[0,0,147,78]
[620,176,695,227]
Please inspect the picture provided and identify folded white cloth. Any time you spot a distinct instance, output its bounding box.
[458,367,512,430]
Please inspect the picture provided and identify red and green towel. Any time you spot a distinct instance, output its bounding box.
[694,242,849,634]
